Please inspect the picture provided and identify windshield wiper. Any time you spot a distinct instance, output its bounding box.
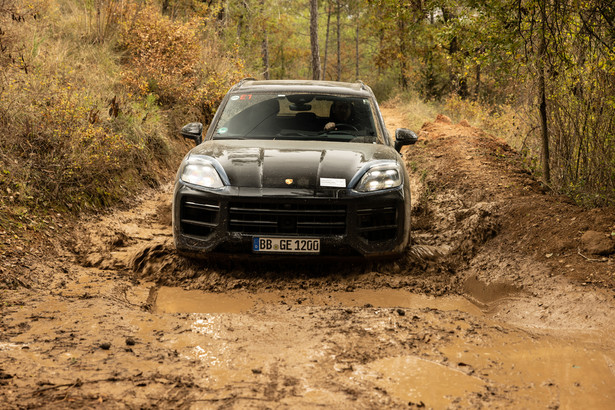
[318,130,355,136]
[275,130,310,139]
[213,135,248,140]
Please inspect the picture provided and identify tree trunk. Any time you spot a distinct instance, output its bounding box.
[322,2,332,80]
[355,18,359,79]
[260,0,269,80]
[538,4,551,184]
[538,67,550,184]
[398,8,408,89]
[310,0,321,80]
[262,35,270,80]
[336,0,341,81]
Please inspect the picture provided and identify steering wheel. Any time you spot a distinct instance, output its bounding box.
[332,123,358,131]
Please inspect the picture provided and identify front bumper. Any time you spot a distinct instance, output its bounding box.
[172,183,410,258]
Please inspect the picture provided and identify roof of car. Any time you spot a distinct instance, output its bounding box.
[231,79,374,97]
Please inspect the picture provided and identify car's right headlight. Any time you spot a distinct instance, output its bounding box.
[181,159,224,189]
[354,162,403,192]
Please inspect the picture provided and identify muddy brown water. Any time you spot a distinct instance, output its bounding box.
[148,283,615,409]
[153,287,483,315]
[4,277,614,408]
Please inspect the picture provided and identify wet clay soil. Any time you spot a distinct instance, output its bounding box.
[1,106,615,408]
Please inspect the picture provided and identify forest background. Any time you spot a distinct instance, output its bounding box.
[0,0,614,242]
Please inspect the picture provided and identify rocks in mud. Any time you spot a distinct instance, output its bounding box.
[99,342,111,350]
[580,231,615,256]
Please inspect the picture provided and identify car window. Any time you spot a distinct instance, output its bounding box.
[212,93,382,143]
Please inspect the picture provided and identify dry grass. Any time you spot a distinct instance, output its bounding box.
[385,94,443,132]
[442,95,536,153]
[391,92,541,179]
[0,0,244,244]
[394,92,615,207]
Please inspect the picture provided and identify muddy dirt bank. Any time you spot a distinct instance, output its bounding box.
[1,107,614,408]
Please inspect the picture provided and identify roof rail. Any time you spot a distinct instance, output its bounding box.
[237,77,257,88]
[356,80,367,91]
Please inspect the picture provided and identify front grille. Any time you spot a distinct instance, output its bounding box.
[357,203,398,243]
[180,196,220,237]
[229,201,346,236]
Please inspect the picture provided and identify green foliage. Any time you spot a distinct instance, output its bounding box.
[371,0,615,205]
[508,0,615,205]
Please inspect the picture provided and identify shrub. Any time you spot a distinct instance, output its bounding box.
[117,2,246,123]
[442,95,523,143]
[0,0,247,231]
[0,1,173,219]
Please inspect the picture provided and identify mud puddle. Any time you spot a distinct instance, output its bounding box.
[151,284,615,409]
[438,331,615,409]
[152,273,526,317]
[359,355,484,408]
[153,286,483,315]
[355,330,615,409]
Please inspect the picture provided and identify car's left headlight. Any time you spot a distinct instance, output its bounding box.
[354,162,403,192]
[181,158,224,189]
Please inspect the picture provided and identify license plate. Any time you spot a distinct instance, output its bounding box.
[253,237,320,254]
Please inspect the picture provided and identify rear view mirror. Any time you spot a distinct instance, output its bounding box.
[394,128,418,152]
[181,122,203,145]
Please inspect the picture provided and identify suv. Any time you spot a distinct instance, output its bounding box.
[173,79,418,258]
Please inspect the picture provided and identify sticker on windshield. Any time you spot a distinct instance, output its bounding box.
[218,127,228,134]
[320,178,346,188]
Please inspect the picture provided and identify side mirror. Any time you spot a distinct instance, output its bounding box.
[394,128,418,152]
[181,122,203,145]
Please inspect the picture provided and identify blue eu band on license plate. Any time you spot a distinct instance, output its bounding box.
[253,237,320,254]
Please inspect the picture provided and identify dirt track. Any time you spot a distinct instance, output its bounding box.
[1,106,615,408]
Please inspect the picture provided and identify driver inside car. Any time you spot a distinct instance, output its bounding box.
[324,100,355,131]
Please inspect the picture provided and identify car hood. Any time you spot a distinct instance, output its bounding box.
[188,139,400,191]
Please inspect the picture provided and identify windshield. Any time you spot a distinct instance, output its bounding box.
[211,93,383,143]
